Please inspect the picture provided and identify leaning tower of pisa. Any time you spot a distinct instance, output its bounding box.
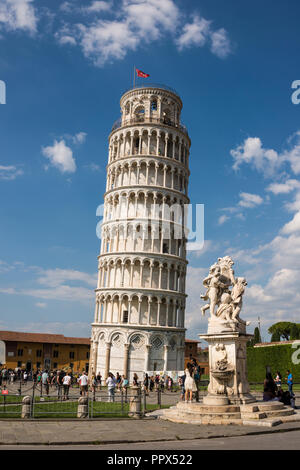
[90,84,191,380]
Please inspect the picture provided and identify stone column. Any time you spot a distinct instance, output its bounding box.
[104,342,111,380]
[145,344,152,371]
[92,340,98,375]
[164,345,170,371]
[123,343,130,378]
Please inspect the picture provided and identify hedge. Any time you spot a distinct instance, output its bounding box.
[247,343,300,382]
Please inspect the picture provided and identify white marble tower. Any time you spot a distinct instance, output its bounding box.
[90,84,191,380]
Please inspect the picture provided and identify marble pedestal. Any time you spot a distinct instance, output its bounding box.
[200,319,256,405]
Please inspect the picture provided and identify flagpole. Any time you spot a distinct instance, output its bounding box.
[133,64,135,89]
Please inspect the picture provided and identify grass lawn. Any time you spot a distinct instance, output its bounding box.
[0,397,170,419]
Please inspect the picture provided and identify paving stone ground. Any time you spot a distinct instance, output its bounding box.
[1,417,300,446]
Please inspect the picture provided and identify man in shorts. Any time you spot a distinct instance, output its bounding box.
[41,370,49,396]
[62,372,71,400]
[78,371,89,396]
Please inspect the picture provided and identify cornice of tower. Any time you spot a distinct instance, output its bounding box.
[91,323,186,333]
[103,185,190,203]
[120,85,183,110]
[109,120,191,145]
[94,286,187,298]
[106,155,190,176]
[97,252,189,265]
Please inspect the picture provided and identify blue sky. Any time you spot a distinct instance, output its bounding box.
[1,0,300,342]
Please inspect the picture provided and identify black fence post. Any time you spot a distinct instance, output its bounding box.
[143,389,146,417]
[121,389,124,414]
[158,385,161,409]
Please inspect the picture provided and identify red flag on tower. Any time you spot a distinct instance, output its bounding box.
[136,68,150,78]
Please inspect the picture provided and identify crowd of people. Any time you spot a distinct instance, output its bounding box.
[263,369,296,407]
[0,364,297,408]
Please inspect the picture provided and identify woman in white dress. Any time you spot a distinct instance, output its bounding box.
[184,363,197,402]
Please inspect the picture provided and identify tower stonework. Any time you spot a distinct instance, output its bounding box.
[90,84,191,380]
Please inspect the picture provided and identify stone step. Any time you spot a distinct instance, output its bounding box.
[264,408,295,418]
[256,402,285,412]
[176,403,240,413]
[170,408,242,420]
[241,412,267,420]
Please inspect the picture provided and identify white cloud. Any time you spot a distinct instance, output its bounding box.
[72,132,87,144]
[42,139,76,173]
[218,214,229,225]
[210,28,232,59]
[84,1,112,13]
[176,15,210,51]
[0,165,23,180]
[281,212,300,235]
[238,192,263,208]
[0,264,97,303]
[35,302,46,308]
[0,0,38,34]
[55,1,231,66]
[231,137,280,177]
[231,131,300,179]
[267,179,300,195]
[176,15,232,59]
[36,268,96,288]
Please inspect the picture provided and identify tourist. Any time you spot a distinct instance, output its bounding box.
[274,371,282,390]
[96,372,102,390]
[23,370,28,384]
[106,372,116,402]
[42,370,50,396]
[116,372,122,391]
[184,363,197,402]
[193,361,201,402]
[167,376,173,392]
[91,375,97,396]
[154,374,160,391]
[78,371,89,397]
[263,372,278,401]
[133,373,139,386]
[143,373,149,394]
[62,372,71,400]
[1,368,7,385]
[179,373,186,401]
[121,375,129,402]
[149,376,154,392]
[285,370,293,395]
[160,376,165,392]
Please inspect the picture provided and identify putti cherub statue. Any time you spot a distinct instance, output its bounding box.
[200,257,250,327]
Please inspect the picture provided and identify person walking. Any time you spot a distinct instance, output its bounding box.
[78,371,89,397]
[106,373,116,402]
[285,370,293,395]
[41,370,50,396]
[62,372,71,400]
[184,363,197,403]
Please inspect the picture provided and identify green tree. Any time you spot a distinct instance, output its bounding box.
[290,323,300,340]
[271,330,281,342]
[268,322,296,341]
[253,327,262,344]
